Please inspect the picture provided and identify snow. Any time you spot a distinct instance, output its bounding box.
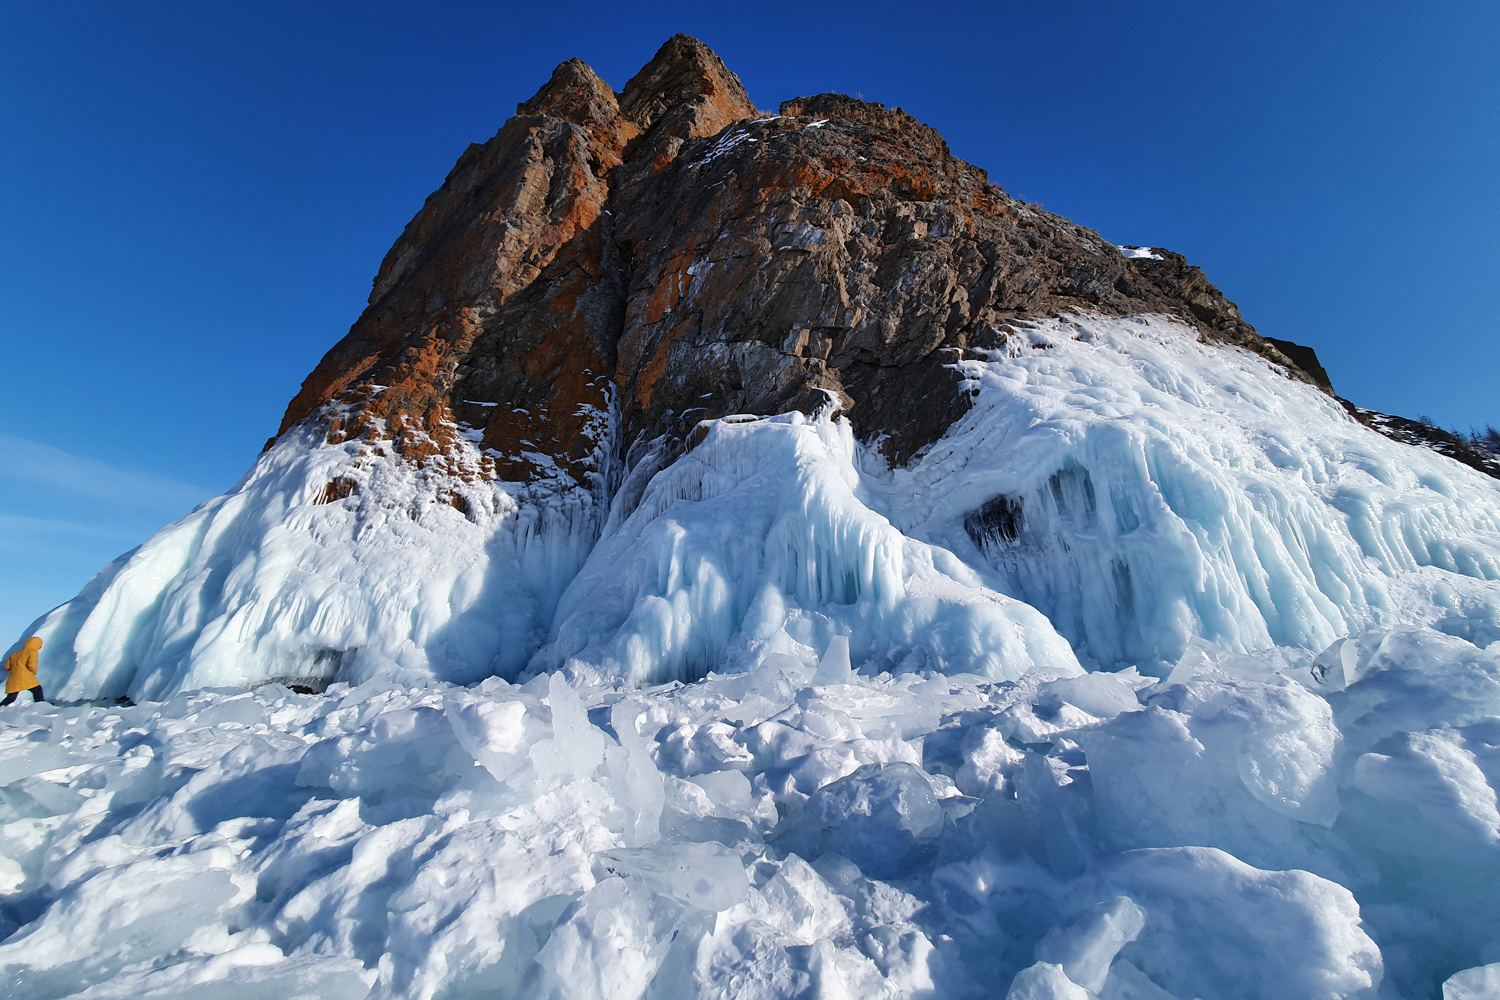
[1116,247,1163,260]
[2,628,1497,998]
[9,312,1500,995]
[891,315,1500,674]
[1445,964,1500,999]
[702,124,758,163]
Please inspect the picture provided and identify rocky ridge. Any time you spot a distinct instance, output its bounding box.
[272,34,1338,506]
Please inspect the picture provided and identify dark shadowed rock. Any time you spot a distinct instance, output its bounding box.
[1265,337,1333,391]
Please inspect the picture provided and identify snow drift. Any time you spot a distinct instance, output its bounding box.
[21,315,1500,696]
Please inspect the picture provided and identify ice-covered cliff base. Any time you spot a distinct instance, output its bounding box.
[29,315,1500,696]
[3,625,1499,1000]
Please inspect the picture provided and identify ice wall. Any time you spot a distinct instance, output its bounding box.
[25,418,612,701]
[534,315,1500,683]
[888,315,1500,672]
[22,313,1500,698]
[532,411,1081,685]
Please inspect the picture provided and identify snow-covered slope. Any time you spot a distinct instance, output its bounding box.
[25,315,1500,698]
[23,416,612,700]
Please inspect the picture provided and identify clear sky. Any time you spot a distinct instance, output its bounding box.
[2,0,1497,643]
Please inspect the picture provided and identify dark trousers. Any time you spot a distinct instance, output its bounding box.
[1,685,43,705]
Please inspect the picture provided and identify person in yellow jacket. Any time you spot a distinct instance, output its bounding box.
[4,636,45,705]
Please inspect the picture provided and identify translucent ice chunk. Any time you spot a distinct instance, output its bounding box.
[524,877,674,1000]
[0,742,78,786]
[1352,729,1500,846]
[1042,672,1143,720]
[1444,963,1500,1000]
[759,651,814,686]
[604,699,665,846]
[60,953,373,1000]
[1034,896,1146,993]
[597,841,749,911]
[813,635,853,685]
[444,689,541,783]
[296,705,456,796]
[1320,627,1500,754]
[1087,847,1382,1000]
[1309,635,1368,693]
[688,769,754,812]
[1006,961,1092,1000]
[1100,959,1181,1000]
[1083,673,1341,868]
[529,673,608,785]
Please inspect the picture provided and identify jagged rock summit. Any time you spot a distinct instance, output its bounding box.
[275,34,1312,480]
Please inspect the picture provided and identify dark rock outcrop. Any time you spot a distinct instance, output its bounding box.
[1265,337,1334,391]
[272,34,1345,489]
[1352,409,1500,479]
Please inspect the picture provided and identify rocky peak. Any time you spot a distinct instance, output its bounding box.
[273,35,1336,498]
[516,57,630,138]
[780,93,951,155]
[618,33,757,142]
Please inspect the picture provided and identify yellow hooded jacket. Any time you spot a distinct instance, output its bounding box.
[6,637,42,693]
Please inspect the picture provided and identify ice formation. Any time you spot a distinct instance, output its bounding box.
[6,314,1500,997]
[535,410,1079,685]
[25,418,612,700]
[897,315,1500,672]
[21,315,1500,695]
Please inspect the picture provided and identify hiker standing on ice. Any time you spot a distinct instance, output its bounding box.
[3,637,44,705]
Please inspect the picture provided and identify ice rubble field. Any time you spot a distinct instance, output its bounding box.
[3,628,1500,999]
[8,314,1500,997]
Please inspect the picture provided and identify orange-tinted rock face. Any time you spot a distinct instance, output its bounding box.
[275,35,760,485]
[274,35,1316,493]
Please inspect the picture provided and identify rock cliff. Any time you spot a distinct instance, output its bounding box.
[273,34,1325,489]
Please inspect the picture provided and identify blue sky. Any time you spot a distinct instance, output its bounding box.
[2,0,1497,642]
